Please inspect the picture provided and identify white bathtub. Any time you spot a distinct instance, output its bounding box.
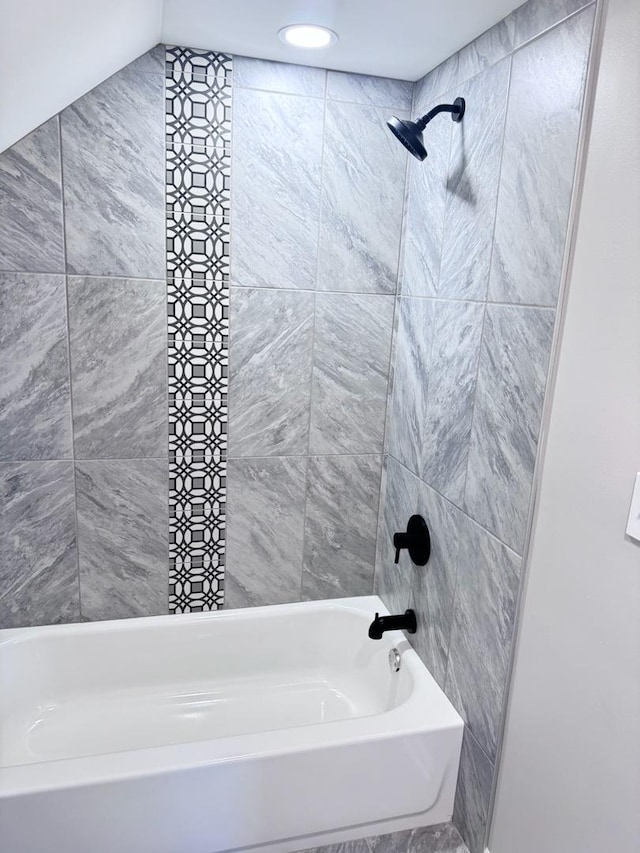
[0,595,463,853]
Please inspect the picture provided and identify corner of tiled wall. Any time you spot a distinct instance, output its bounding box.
[375,0,599,850]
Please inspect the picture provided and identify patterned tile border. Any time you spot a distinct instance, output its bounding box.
[166,47,232,612]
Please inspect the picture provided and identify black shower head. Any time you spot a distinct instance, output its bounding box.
[388,97,465,162]
[387,116,428,161]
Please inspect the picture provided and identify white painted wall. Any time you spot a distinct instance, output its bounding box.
[0,0,163,152]
[489,0,640,850]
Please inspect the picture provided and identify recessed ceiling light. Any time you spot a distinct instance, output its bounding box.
[278,24,338,49]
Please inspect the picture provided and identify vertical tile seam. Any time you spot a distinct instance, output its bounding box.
[299,67,328,600]
[514,0,598,51]
[412,82,457,482]
[396,94,457,498]
[163,58,172,615]
[483,3,606,849]
[165,46,175,611]
[56,111,83,618]
[371,78,421,587]
[220,52,234,608]
[459,51,514,517]
[461,724,496,820]
[372,89,412,591]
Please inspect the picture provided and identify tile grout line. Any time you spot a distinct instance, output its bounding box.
[0,269,561,310]
[56,111,83,620]
[513,0,598,53]
[298,67,329,601]
[220,53,235,608]
[390,453,523,561]
[373,83,413,594]
[164,60,172,617]
[230,84,412,111]
[0,456,171,465]
[458,51,514,518]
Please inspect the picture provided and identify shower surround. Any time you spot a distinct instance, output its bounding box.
[0,0,599,849]
[0,45,410,622]
[374,1,598,851]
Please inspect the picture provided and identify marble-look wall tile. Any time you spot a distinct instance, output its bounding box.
[0,273,72,460]
[225,456,307,608]
[67,277,167,459]
[388,298,433,475]
[414,56,460,114]
[400,113,452,297]
[234,56,326,96]
[317,102,407,294]
[453,728,494,853]
[457,16,516,83]
[327,71,413,109]
[419,301,484,505]
[302,454,382,600]
[464,305,554,553]
[515,0,594,46]
[375,456,418,615]
[0,118,64,272]
[0,461,78,628]
[445,516,522,760]
[299,840,370,853]
[309,293,394,455]
[62,65,164,278]
[409,480,463,688]
[76,459,169,621]
[231,88,323,289]
[388,298,483,501]
[439,60,510,301]
[127,44,166,75]
[368,822,468,852]
[489,7,594,305]
[228,288,314,456]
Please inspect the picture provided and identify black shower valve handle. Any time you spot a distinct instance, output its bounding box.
[392,515,431,567]
[393,532,412,564]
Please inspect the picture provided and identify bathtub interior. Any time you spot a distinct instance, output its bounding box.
[0,601,415,768]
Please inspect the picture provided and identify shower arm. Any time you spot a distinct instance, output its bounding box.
[415,101,464,130]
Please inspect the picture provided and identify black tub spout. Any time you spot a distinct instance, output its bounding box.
[368,609,417,640]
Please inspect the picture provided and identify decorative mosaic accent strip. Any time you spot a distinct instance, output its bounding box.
[166,46,233,83]
[167,275,229,341]
[166,47,232,613]
[166,213,230,278]
[166,145,231,219]
[166,73,232,150]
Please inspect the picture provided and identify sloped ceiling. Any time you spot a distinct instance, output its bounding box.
[0,0,163,152]
[1,0,518,153]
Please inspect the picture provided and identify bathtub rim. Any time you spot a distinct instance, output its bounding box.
[0,595,463,798]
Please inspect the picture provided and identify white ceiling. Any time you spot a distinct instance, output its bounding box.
[1,0,520,153]
[161,0,521,81]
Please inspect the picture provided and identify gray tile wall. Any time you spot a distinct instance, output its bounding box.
[224,57,409,608]
[0,53,168,628]
[0,50,409,626]
[374,2,597,851]
[298,822,468,853]
[0,4,596,850]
